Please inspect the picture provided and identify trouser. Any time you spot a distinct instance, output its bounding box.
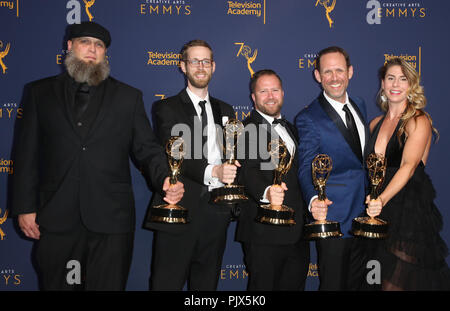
[315,237,368,290]
[243,239,310,291]
[150,192,231,291]
[36,222,134,291]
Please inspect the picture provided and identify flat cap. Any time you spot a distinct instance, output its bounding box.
[68,21,111,47]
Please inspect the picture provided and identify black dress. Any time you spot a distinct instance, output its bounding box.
[367,116,450,290]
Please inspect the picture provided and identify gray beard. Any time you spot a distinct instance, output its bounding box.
[64,51,110,86]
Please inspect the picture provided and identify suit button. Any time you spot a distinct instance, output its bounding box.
[77,122,83,127]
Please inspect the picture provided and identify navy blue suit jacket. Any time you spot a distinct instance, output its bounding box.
[295,93,369,237]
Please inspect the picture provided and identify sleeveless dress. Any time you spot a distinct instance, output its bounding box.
[368,116,450,290]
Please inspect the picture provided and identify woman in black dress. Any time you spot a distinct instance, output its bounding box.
[366,57,450,290]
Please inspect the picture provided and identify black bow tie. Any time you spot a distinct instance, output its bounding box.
[272,118,287,127]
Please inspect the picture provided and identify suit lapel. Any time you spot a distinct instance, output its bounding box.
[248,110,298,173]
[251,110,299,146]
[350,97,370,157]
[249,110,297,158]
[248,110,296,143]
[250,110,272,138]
[210,98,223,128]
[318,94,363,162]
[85,77,111,139]
[284,121,299,145]
[179,89,199,128]
[179,89,225,129]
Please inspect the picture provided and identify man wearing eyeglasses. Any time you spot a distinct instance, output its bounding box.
[144,39,237,290]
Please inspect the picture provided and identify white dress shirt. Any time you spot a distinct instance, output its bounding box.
[185,87,224,191]
[308,91,366,211]
[323,91,365,154]
[256,109,296,203]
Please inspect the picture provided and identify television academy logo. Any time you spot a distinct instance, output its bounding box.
[0,0,19,17]
[383,47,422,76]
[234,42,258,77]
[227,0,266,24]
[308,262,319,277]
[0,158,13,174]
[66,0,97,24]
[147,51,182,67]
[0,41,10,74]
[315,0,336,28]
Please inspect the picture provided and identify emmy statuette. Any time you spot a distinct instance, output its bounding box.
[149,136,189,224]
[210,119,249,204]
[255,139,296,226]
[303,154,344,239]
[351,153,389,239]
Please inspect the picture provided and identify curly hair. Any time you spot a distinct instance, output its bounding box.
[377,57,439,144]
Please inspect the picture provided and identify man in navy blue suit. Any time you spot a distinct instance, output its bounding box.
[295,46,369,290]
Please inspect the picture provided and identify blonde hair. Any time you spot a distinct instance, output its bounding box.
[377,57,439,143]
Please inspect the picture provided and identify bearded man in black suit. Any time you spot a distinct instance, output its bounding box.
[11,21,184,290]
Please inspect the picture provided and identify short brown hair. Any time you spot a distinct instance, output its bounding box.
[315,46,351,72]
[180,39,213,61]
[250,69,283,93]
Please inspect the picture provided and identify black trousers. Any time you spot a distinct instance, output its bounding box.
[36,222,134,291]
[243,240,310,291]
[150,192,231,291]
[315,237,368,291]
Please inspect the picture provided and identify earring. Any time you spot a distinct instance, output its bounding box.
[380,91,387,103]
[407,94,412,101]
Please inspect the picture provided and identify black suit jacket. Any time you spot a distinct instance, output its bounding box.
[235,110,307,245]
[144,89,235,233]
[11,73,168,234]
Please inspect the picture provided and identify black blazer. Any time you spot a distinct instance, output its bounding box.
[235,110,307,245]
[11,73,168,234]
[144,89,236,233]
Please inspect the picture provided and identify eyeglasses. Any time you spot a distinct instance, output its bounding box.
[184,59,213,67]
[74,37,106,49]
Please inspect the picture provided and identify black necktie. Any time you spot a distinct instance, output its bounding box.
[342,104,361,153]
[198,100,208,146]
[74,83,90,121]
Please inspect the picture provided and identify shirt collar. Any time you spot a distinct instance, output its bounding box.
[186,87,210,108]
[323,91,350,113]
[65,72,103,92]
[255,109,281,125]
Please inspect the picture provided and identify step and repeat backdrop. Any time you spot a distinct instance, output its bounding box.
[0,0,449,291]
